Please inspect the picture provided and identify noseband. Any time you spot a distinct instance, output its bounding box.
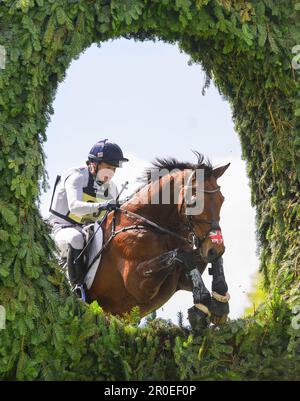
[186,213,221,249]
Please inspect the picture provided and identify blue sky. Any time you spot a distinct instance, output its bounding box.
[40,38,259,325]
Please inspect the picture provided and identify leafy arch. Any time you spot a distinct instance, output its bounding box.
[0,0,299,380]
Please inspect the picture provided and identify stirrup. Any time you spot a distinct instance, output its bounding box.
[72,284,86,302]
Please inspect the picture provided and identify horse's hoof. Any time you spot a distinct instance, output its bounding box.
[209,298,229,326]
[188,305,210,335]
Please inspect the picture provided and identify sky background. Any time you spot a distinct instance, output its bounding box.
[39,38,259,326]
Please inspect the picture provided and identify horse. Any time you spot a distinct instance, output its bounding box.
[87,152,230,332]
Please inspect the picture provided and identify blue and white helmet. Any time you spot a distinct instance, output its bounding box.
[88,139,129,167]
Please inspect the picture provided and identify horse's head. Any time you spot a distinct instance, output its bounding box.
[179,162,230,263]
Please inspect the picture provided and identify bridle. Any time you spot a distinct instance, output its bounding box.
[183,170,222,249]
[185,211,221,249]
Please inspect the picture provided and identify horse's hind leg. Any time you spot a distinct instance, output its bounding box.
[209,256,230,325]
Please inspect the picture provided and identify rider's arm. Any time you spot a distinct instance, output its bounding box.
[65,171,106,216]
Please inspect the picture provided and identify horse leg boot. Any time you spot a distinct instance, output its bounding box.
[209,256,230,325]
[67,245,87,300]
[187,268,211,335]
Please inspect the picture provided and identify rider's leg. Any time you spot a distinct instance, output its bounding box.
[67,245,86,288]
[52,227,86,288]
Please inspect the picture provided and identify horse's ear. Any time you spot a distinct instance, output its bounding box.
[213,163,230,179]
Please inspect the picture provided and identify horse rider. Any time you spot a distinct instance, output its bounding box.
[48,139,129,295]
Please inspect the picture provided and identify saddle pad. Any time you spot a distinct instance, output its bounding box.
[84,221,103,290]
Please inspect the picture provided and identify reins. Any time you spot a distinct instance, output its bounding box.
[119,208,193,244]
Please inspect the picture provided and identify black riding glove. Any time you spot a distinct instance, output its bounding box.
[100,199,120,211]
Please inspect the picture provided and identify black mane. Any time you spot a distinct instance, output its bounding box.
[137,151,213,185]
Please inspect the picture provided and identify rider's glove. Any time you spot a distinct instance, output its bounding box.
[100,199,120,212]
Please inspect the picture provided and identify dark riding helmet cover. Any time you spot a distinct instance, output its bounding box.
[88,139,129,167]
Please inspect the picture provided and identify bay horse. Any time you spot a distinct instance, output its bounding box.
[88,153,230,332]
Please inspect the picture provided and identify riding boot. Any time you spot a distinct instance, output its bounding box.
[67,245,87,297]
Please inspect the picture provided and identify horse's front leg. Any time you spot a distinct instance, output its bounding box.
[209,256,230,325]
[187,268,212,334]
[125,249,184,303]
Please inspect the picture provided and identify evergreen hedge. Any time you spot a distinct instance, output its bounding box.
[0,0,299,380]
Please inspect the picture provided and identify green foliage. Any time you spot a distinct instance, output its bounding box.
[0,0,299,380]
[174,305,300,381]
[244,272,266,316]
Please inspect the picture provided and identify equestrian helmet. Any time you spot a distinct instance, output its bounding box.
[88,139,129,167]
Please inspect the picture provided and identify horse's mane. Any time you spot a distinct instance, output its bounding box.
[125,151,213,201]
[138,151,213,183]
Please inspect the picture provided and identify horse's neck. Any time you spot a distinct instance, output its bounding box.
[124,172,183,229]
